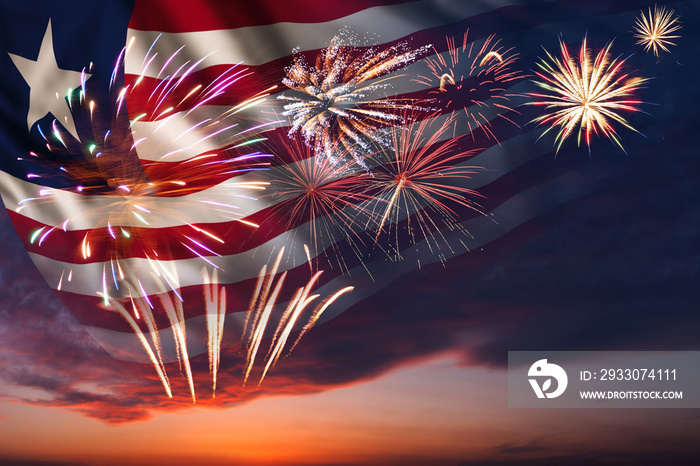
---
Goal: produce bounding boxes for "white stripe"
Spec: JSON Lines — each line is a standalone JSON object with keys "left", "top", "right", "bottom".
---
{"left": 82, "top": 165, "right": 607, "bottom": 362}
{"left": 25, "top": 130, "right": 547, "bottom": 296}
{"left": 124, "top": 0, "right": 556, "bottom": 77}
{"left": 130, "top": 97, "right": 280, "bottom": 162}
{"left": 0, "top": 170, "right": 266, "bottom": 229}
{"left": 131, "top": 99, "right": 285, "bottom": 162}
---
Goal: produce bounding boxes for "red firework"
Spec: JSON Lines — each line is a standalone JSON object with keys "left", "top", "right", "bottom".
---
{"left": 415, "top": 31, "right": 525, "bottom": 143}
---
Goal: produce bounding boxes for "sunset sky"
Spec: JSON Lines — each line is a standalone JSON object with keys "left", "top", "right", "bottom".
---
{"left": 1, "top": 1, "right": 700, "bottom": 465}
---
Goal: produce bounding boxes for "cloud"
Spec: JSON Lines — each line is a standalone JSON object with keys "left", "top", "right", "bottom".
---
{"left": 455, "top": 453, "right": 700, "bottom": 466}
{"left": 493, "top": 440, "right": 548, "bottom": 455}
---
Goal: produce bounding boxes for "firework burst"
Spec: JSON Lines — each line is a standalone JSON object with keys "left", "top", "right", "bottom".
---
{"left": 415, "top": 32, "right": 524, "bottom": 142}
{"left": 260, "top": 134, "right": 374, "bottom": 273}
{"left": 633, "top": 5, "right": 682, "bottom": 56}
{"left": 527, "top": 36, "right": 649, "bottom": 154}
{"left": 279, "top": 34, "right": 431, "bottom": 166}
{"left": 360, "top": 114, "right": 484, "bottom": 260}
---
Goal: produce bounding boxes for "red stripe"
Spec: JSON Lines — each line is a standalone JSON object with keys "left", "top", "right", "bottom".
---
{"left": 128, "top": 0, "right": 654, "bottom": 35}
{"left": 124, "top": 67, "right": 276, "bottom": 122}
{"left": 128, "top": 0, "right": 416, "bottom": 33}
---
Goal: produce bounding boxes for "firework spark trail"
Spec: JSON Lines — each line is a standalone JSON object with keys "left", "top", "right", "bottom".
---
{"left": 633, "top": 5, "right": 682, "bottom": 56}
{"left": 279, "top": 34, "right": 431, "bottom": 166}
{"left": 264, "top": 285, "right": 309, "bottom": 360}
{"left": 259, "top": 276, "right": 355, "bottom": 386}
{"left": 414, "top": 31, "right": 525, "bottom": 143}
{"left": 242, "top": 248, "right": 286, "bottom": 348}
{"left": 243, "top": 272, "right": 287, "bottom": 386}
{"left": 264, "top": 270, "right": 323, "bottom": 356}
{"left": 101, "top": 266, "right": 206, "bottom": 401}
{"left": 153, "top": 273, "right": 196, "bottom": 403}
{"left": 203, "top": 267, "right": 226, "bottom": 398}
{"left": 241, "top": 248, "right": 354, "bottom": 387}
{"left": 526, "top": 35, "right": 650, "bottom": 154}
{"left": 240, "top": 265, "right": 267, "bottom": 348}
{"left": 115, "top": 279, "right": 170, "bottom": 380}
{"left": 303, "top": 243, "right": 313, "bottom": 272}
{"left": 360, "top": 114, "right": 484, "bottom": 259}
{"left": 259, "top": 273, "right": 322, "bottom": 386}
{"left": 103, "top": 291, "right": 172, "bottom": 398}
{"left": 286, "top": 285, "right": 354, "bottom": 355}
{"left": 242, "top": 247, "right": 287, "bottom": 386}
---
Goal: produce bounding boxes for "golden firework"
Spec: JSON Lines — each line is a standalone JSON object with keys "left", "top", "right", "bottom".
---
{"left": 633, "top": 5, "right": 682, "bottom": 56}
{"left": 527, "top": 36, "right": 649, "bottom": 154}
{"left": 279, "top": 35, "right": 430, "bottom": 166}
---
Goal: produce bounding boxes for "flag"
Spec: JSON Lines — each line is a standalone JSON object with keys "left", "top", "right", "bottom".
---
{"left": 0, "top": 0, "right": 666, "bottom": 379}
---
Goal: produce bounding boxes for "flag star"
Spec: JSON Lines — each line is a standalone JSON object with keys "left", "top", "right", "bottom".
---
{"left": 8, "top": 19, "right": 89, "bottom": 142}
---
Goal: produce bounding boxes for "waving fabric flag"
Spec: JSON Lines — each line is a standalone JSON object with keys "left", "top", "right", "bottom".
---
{"left": 0, "top": 0, "right": 675, "bottom": 388}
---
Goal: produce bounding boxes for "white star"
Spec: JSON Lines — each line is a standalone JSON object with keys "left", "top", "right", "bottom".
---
{"left": 8, "top": 19, "right": 89, "bottom": 142}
